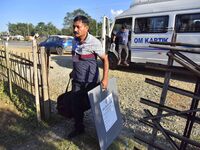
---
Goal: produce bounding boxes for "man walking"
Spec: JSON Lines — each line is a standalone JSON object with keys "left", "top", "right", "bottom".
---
{"left": 68, "top": 15, "right": 109, "bottom": 138}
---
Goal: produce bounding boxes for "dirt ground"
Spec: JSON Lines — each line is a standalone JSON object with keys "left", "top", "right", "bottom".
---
{"left": 0, "top": 43, "right": 32, "bottom": 54}
{"left": 8, "top": 46, "right": 33, "bottom": 53}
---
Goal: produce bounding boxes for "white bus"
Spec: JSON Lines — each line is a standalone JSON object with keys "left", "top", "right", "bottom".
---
{"left": 102, "top": 0, "right": 200, "bottom": 69}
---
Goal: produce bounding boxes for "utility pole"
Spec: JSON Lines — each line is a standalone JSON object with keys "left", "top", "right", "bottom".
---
{"left": 27, "top": 23, "right": 29, "bottom": 36}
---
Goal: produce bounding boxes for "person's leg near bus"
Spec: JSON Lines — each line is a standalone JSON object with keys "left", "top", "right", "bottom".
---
{"left": 123, "top": 45, "right": 129, "bottom": 66}
{"left": 118, "top": 44, "right": 123, "bottom": 65}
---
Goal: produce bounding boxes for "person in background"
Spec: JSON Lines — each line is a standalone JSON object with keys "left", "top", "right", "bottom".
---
{"left": 68, "top": 15, "right": 109, "bottom": 139}
{"left": 113, "top": 24, "right": 129, "bottom": 66}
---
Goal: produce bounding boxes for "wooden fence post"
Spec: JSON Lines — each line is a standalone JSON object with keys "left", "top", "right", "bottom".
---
{"left": 40, "top": 47, "right": 50, "bottom": 120}
{"left": 32, "top": 39, "right": 41, "bottom": 122}
{"left": 5, "top": 41, "right": 12, "bottom": 96}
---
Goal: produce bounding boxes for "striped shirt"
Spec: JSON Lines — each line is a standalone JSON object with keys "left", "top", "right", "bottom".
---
{"left": 71, "top": 33, "right": 104, "bottom": 83}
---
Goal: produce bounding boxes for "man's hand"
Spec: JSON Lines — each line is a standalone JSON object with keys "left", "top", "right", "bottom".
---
{"left": 101, "top": 79, "right": 108, "bottom": 89}
{"left": 98, "top": 54, "right": 109, "bottom": 90}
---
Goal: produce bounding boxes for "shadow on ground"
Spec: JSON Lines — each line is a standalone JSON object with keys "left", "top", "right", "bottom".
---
{"left": 50, "top": 55, "right": 73, "bottom": 69}
{"left": 0, "top": 108, "right": 59, "bottom": 150}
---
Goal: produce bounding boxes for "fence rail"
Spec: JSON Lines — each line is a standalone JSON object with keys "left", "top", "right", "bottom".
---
{"left": 135, "top": 42, "right": 200, "bottom": 150}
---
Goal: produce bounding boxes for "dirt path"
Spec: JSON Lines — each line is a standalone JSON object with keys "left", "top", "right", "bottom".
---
{"left": 1, "top": 43, "right": 200, "bottom": 150}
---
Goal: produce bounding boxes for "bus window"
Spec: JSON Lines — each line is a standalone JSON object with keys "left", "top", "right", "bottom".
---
{"left": 134, "top": 16, "right": 169, "bottom": 34}
{"left": 175, "top": 13, "right": 200, "bottom": 33}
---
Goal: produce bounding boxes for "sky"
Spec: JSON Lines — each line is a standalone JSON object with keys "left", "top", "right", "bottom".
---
{"left": 0, "top": 0, "right": 132, "bottom": 32}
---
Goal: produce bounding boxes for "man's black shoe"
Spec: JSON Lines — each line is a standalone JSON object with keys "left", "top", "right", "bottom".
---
{"left": 67, "top": 129, "right": 85, "bottom": 139}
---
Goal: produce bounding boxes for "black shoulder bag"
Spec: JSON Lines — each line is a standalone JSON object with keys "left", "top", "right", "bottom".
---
{"left": 56, "top": 78, "right": 73, "bottom": 118}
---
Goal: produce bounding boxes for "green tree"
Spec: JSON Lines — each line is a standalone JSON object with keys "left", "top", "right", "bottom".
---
{"left": 63, "top": 8, "right": 100, "bottom": 36}
{"left": 46, "top": 22, "right": 61, "bottom": 35}
{"left": 97, "top": 22, "right": 102, "bottom": 37}
{"left": 0, "top": 31, "right": 9, "bottom": 36}
{"left": 8, "top": 23, "right": 34, "bottom": 36}
{"left": 8, "top": 22, "right": 61, "bottom": 37}
{"left": 35, "top": 22, "right": 47, "bottom": 36}
{"left": 27, "top": 23, "right": 34, "bottom": 36}
{"left": 61, "top": 28, "right": 71, "bottom": 35}
{"left": 35, "top": 22, "right": 60, "bottom": 36}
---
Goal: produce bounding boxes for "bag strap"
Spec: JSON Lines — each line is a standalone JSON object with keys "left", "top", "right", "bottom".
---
{"left": 65, "top": 78, "right": 71, "bottom": 92}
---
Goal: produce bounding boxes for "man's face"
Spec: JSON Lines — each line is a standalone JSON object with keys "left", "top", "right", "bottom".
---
{"left": 73, "top": 20, "right": 89, "bottom": 39}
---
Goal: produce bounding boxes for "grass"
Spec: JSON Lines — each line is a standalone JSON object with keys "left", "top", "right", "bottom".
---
{"left": 0, "top": 80, "right": 47, "bottom": 149}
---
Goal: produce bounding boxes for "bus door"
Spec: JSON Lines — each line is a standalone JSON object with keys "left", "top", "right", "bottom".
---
{"left": 175, "top": 13, "right": 200, "bottom": 64}
{"left": 102, "top": 16, "right": 111, "bottom": 52}
{"left": 132, "top": 15, "right": 171, "bottom": 64}
{"left": 111, "top": 17, "right": 132, "bottom": 60}
{"left": 102, "top": 17, "right": 133, "bottom": 69}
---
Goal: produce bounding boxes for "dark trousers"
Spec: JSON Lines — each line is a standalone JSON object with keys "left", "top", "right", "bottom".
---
{"left": 71, "top": 81, "right": 99, "bottom": 131}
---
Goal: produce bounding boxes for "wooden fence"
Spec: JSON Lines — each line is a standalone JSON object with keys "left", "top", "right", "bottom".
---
{"left": 0, "top": 40, "right": 50, "bottom": 121}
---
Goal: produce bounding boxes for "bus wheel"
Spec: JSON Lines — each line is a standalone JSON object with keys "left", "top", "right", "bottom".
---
{"left": 108, "top": 52, "right": 118, "bottom": 70}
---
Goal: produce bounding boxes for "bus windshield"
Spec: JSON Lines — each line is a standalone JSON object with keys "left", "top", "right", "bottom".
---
{"left": 112, "top": 18, "right": 132, "bottom": 34}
